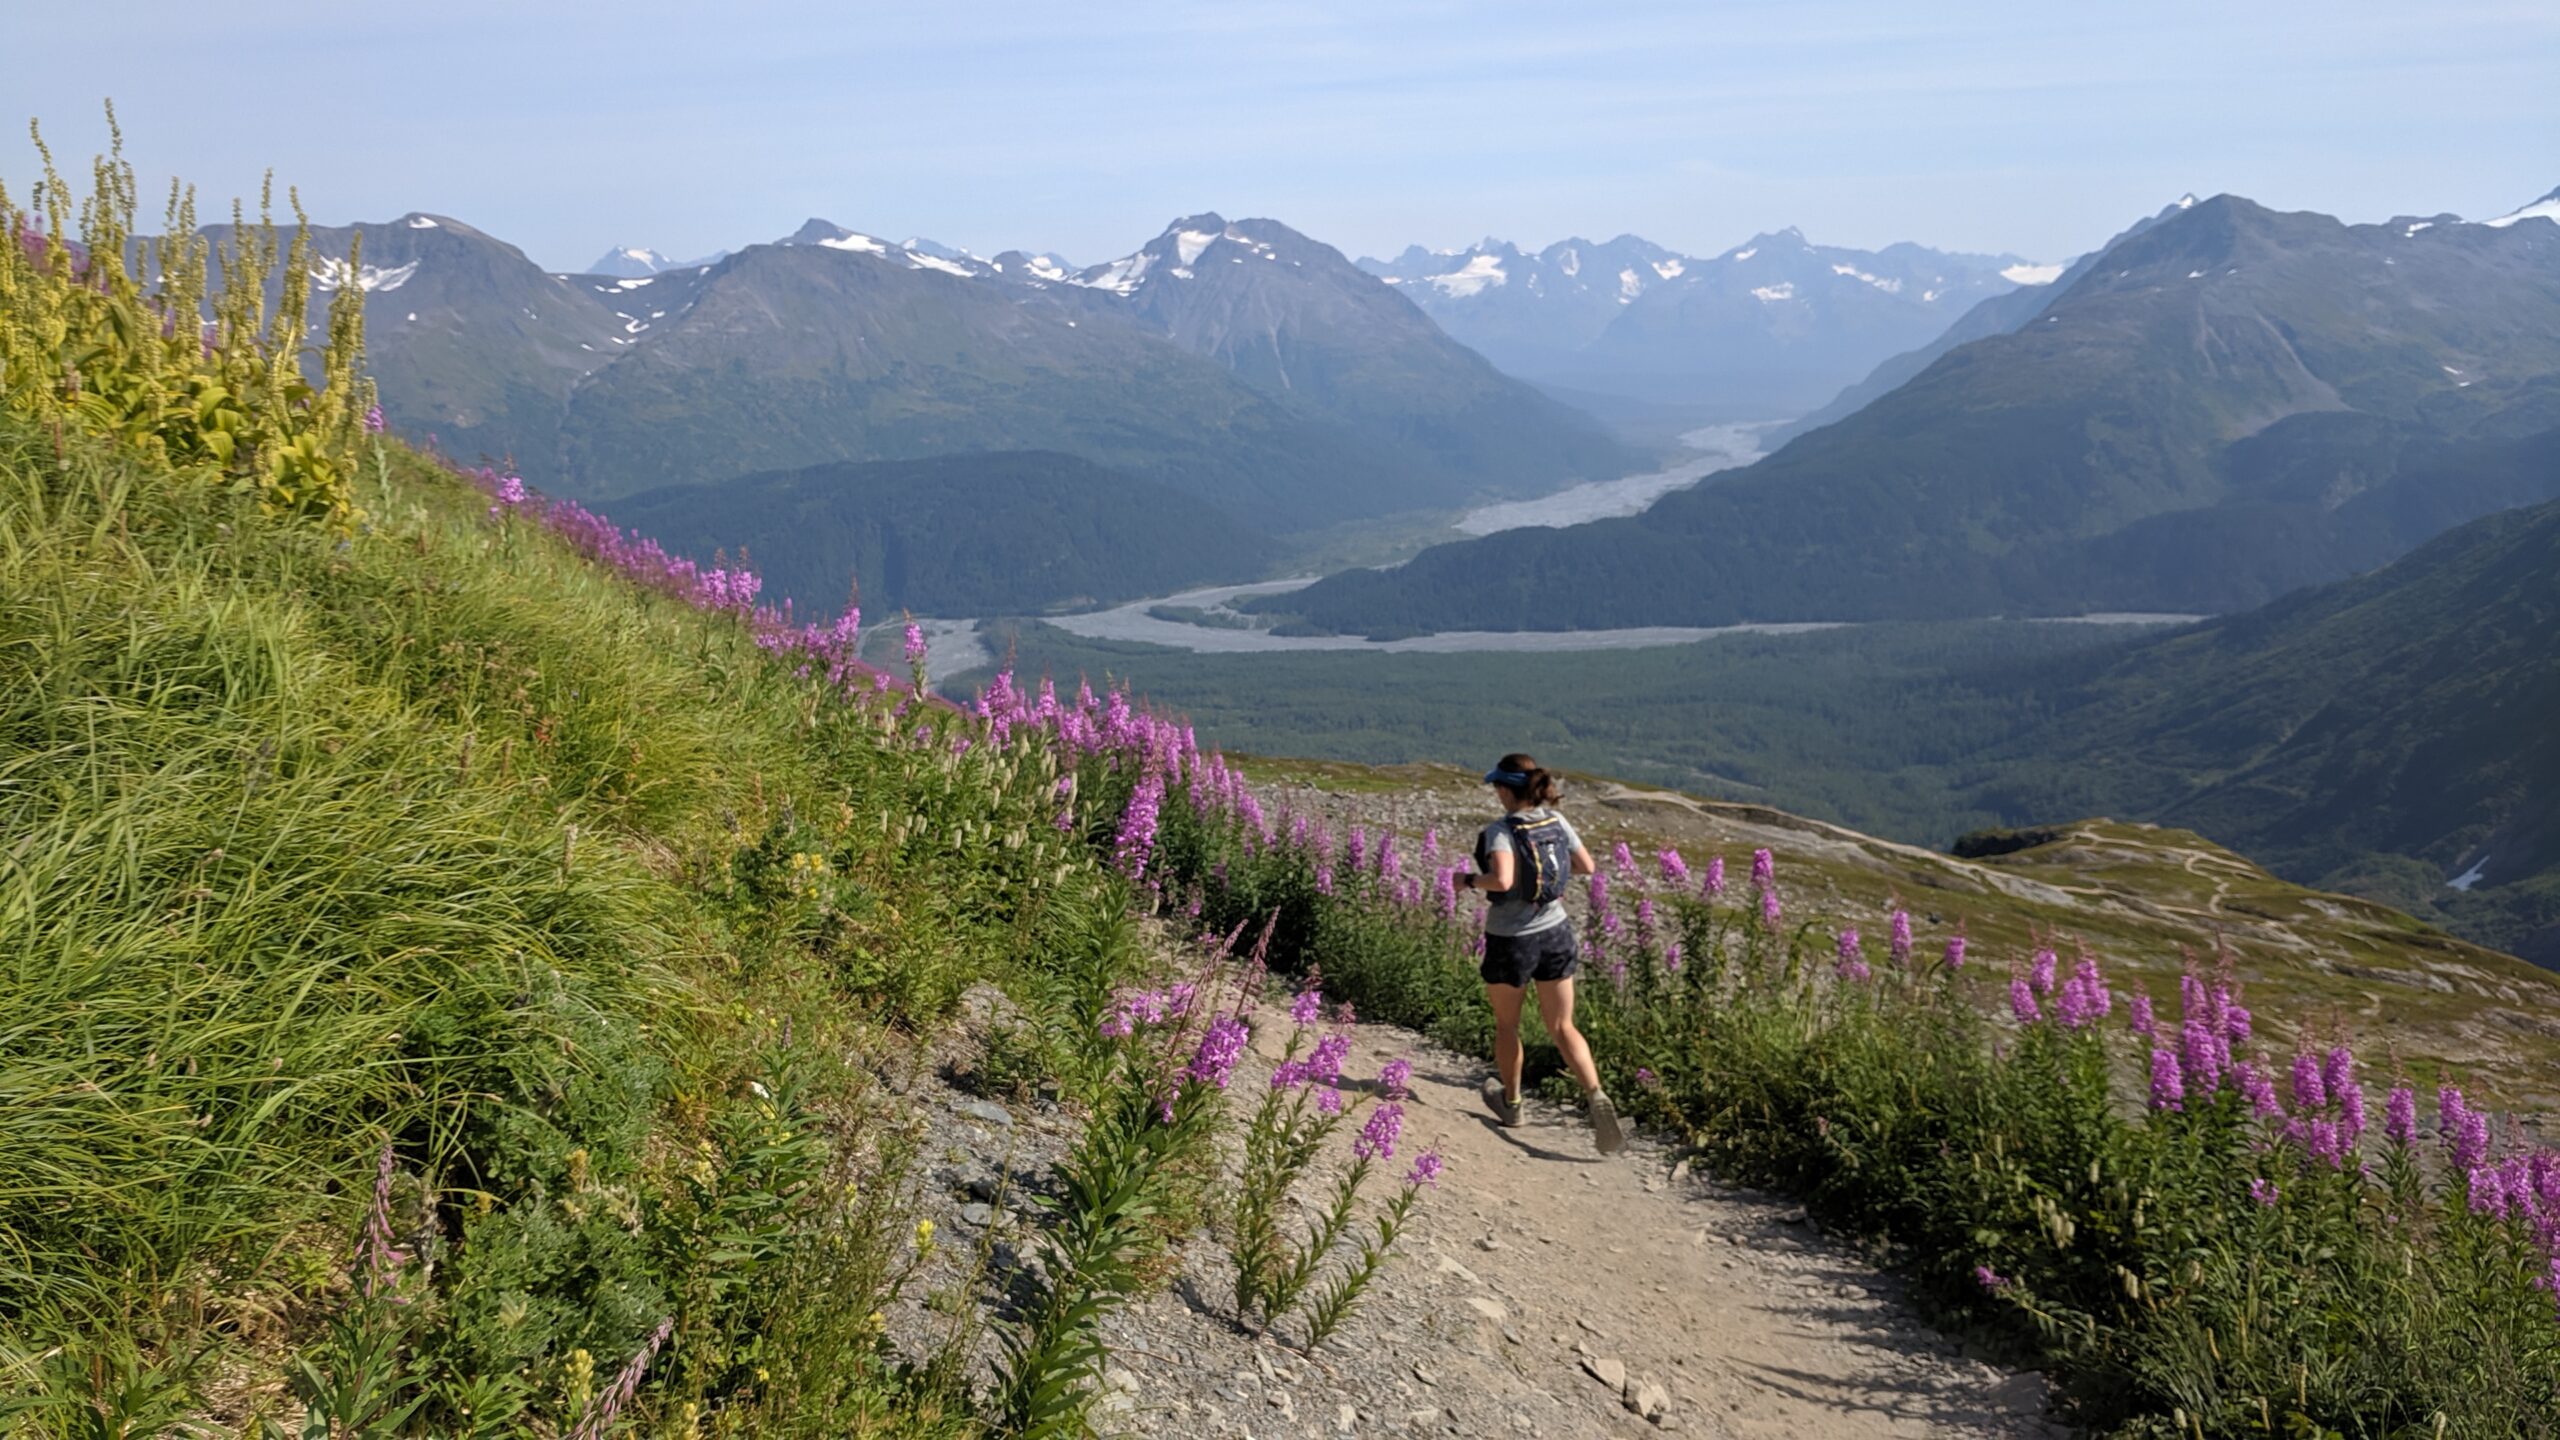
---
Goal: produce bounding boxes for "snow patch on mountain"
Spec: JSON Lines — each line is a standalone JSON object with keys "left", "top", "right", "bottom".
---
{"left": 313, "top": 256, "right": 420, "bottom": 293}
{"left": 1428, "top": 254, "right": 1507, "bottom": 297}
{"left": 2001, "top": 262, "right": 2066, "bottom": 285}
{"left": 1752, "top": 282, "right": 1796, "bottom": 302}
{"left": 2480, "top": 189, "right": 2560, "bottom": 229}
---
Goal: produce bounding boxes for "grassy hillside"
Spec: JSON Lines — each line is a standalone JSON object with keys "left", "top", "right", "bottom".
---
{"left": 604, "top": 450, "right": 1278, "bottom": 615}
{"left": 0, "top": 418, "right": 1135, "bottom": 1435}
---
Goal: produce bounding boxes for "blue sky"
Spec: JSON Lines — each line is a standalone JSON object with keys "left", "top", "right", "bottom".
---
{"left": 7, "top": 1, "right": 2555, "bottom": 271}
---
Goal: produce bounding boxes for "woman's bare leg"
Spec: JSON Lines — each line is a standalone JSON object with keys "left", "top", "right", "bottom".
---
{"left": 1485, "top": 983, "right": 1528, "bottom": 1099}
{"left": 1535, "top": 977, "right": 1603, "bottom": 1094}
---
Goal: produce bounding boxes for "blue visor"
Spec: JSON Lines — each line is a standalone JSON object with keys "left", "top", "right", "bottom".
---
{"left": 1483, "top": 767, "right": 1531, "bottom": 788}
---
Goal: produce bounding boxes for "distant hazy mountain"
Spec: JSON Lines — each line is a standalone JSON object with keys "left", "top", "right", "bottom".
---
{"left": 1980, "top": 489, "right": 2560, "bottom": 967}
{"left": 1271, "top": 188, "right": 2560, "bottom": 633}
{"left": 606, "top": 450, "right": 1276, "bottom": 616}
{"left": 1774, "top": 197, "right": 2201, "bottom": 443}
{"left": 310, "top": 211, "right": 1638, "bottom": 531}
{"left": 586, "top": 245, "right": 729, "bottom": 278}
{"left": 1360, "top": 229, "right": 2041, "bottom": 420}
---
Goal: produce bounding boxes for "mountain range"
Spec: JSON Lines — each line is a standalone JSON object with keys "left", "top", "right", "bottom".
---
{"left": 1360, "top": 229, "right": 2046, "bottom": 422}
{"left": 308, "top": 212, "right": 1638, "bottom": 537}
{"left": 1271, "top": 188, "right": 2560, "bottom": 634}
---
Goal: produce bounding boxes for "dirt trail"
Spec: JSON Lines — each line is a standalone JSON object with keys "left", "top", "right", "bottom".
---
{"left": 1068, "top": 998, "right": 2061, "bottom": 1438}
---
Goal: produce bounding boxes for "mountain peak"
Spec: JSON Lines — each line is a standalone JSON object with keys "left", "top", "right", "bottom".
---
{"left": 2481, "top": 186, "right": 2560, "bottom": 229}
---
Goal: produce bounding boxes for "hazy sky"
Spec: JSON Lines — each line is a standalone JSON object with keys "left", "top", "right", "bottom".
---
{"left": 7, "top": 1, "right": 2554, "bottom": 271}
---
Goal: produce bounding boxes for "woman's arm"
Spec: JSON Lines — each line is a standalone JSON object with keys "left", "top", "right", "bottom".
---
{"left": 1570, "top": 843, "right": 1597, "bottom": 877}
{"left": 1471, "top": 849, "right": 1517, "bottom": 892}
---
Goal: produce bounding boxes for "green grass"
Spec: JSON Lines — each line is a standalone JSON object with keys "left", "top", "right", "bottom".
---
{"left": 0, "top": 420, "right": 1138, "bottom": 1435}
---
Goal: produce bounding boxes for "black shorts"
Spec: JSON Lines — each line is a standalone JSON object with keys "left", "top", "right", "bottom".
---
{"left": 1480, "top": 924, "right": 1581, "bottom": 988}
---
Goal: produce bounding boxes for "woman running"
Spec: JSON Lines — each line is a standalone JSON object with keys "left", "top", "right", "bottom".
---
{"left": 1463, "top": 753, "right": 1624, "bottom": 1155}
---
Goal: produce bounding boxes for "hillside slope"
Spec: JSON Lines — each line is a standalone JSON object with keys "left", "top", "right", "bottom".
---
{"left": 1977, "top": 493, "right": 2560, "bottom": 965}
{"left": 1271, "top": 192, "right": 2560, "bottom": 633}
{"left": 606, "top": 450, "right": 1278, "bottom": 615}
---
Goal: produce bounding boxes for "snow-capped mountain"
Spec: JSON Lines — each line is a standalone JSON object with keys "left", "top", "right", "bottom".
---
{"left": 1361, "top": 229, "right": 2043, "bottom": 421}
{"left": 586, "top": 245, "right": 729, "bottom": 278}
{"left": 2480, "top": 185, "right": 2560, "bottom": 229}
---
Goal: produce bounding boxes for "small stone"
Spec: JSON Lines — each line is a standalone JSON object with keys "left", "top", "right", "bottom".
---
{"left": 1465, "top": 1297, "right": 1507, "bottom": 1322}
{"left": 1404, "top": 1408, "right": 1441, "bottom": 1427}
{"left": 1502, "top": 1326, "right": 1524, "bottom": 1346}
{"left": 1270, "top": 1391, "right": 1297, "bottom": 1421}
{"left": 957, "top": 1203, "right": 995, "bottom": 1227}
{"left": 1475, "top": 1234, "right": 1504, "bottom": 1251}
{"left": 1412, "top": 1362, "right": 1439, "bottom": 1387}
{"left": 1777, "top": 1207, "right": 1809, "bottom": 1226}
{"left": 1434, "top": 1256, "right": 1481, "bottom": 1284}
{"left": 1582, "top": 1356, "right": 1627, "bottom": 1392}
{"left": 1336, "top": 1402, "right": 1358, "bottom": 1433}
{"left": 1104, "top": 1367, "right": 1139, "bottom": 1394}
{"left": 1669, "top": 1159, "right": 1692, "bottom": 1184}
{"left": 965, "top": 1173, "right": 1000, "bottom": 1201}
{"left": 959, "top": 1099, "right": 1014, "bottom": 1128}
{"left": 1630, "top": 1380, "right": 1672, "bottom": 1422}
{"left": 1575, "top": 1316, "right": 1606, "bottom": 1337}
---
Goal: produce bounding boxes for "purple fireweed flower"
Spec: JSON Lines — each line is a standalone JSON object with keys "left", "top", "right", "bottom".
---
{"left": 2149, "top": 1048, "right": 2186, "bottom": 1112}
{"left": 1889, "top": 909, "right": 1913, "bottom": 966}
{"left": 1943, "top": 932, "right": 1967, "bottom": 970}
{"left": 1269, "top": 1060, "right": 1309, "bottom": 1091}
{"left": 2290, "top": 1052, "right": 2327, "bottom": 1112}
{"left": 1377, "top": 1057, "right": 1414, "bottom": 1097}
{"left": 1586, "top": 871, "right": 1609, "bottom": 909}
{"left": 2237, "top": 1061, "right": 2284, "bottom": 1119}
{"left": 1657, "top": 849, "right": 1690, "bottom": 886}
{"left": 1835, "top": 929, "right": 1871, "bottom": 982}
{"left": 2027, "top": 948, "right": 2057, "bottom": 997}
{"left": 902, "top": 622, "right": 927, "bottom": 666}
{"left": 2306, "top": 1117, "right": 2344, "bottom": 1169}
{"left": 1611, "top": 841, "right": 1639, "bottom": 888}
{"left": 1307, "top": 1033, "right": 1353, "bottom": 1085}
{"left": 2179, "top": 1018, "right": 2227, "bottom": 1097}
{"left": 2249, "top": 1177, "right": 2280, "bottom": 1207}
{"left": 1750, "top": 848, "right": 1775, "bottom": 893}
{"left": 2009, "top": 977, "right": 2041, "bottom": 1025}
{"left": 1703, "top": 855, "right": 1727, "bottom": 899}
{"left": 2128, "top": 992, "right": 2156, "bottom": 1040}
{"left": 2322, "top": 1046, "right": 2356, "bottom": 1104}
{"left": 1759, "top": 886, "right": 1784, "bottom": 929}
{"left": 1636, "top": 1067, "right": 1660, "bottom": 1088}
{"left": 1662, "top": 940, "right": 1683, "bottom": 973}
{"left": 1291, "top": 987, "right": 1325, "bottom": 1028}
{"left": 2339, "top": 1082, "right": 2368, "bottom": 1148}
{"left": 1355, "top": 1101, "right": 1406, "bottom": 1161}
{"left": 2385, "top": 1085, "right": 2418, "bottom": 1147}
{"left": 2224, "top": 1000, "right": 2253, "bottom": 1047}
{"left": 1185, "top": 1014, "right": 1251, "bottom": 1091}
{"left": 2055, "top": 958, "right": 2111, "bottom": 1030}
{"left": 1099, "top": 1011, "right": 1133, "bottom": 1040}
{"left": 1347, "top": 825, "right": 1369, "bottom": 874}
{"left": 1405, "top": 1148, "right": 1445, "bottom": 1189}
{"left": 362, "top": 404, "right": 386, "bottom": 435}
{"left": 1317, "top": 1084, "right": 1345, "bottom": 1115}
{"left": 1974, "top": 1265, "right": 2008, "bottom": 1291}
{"left": 1377, "top": 834, "right": 1401, "bottom": 884}
{"left": 2454, "top": 1108, "right": 2492, "bottom": 1173}
{"left": 1111, "top": 769, "right": 1166, "bottom": 880}
{"left": 2471, "top": 1165, "right": 2509, "bottom": 1216}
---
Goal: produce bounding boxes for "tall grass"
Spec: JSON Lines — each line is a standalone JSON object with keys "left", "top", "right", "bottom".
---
{"left": 0, "top": 411, "right": 1146, "bottom": 1435}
